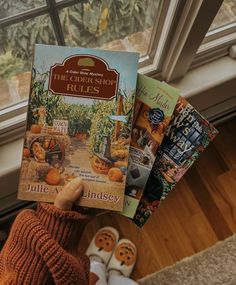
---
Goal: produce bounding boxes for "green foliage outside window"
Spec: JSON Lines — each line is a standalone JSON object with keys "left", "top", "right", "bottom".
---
{"left": 0, "top": 0, "right": 159, "bottom": 79}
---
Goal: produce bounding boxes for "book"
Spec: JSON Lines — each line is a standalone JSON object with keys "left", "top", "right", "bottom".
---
{"left": 18, "top": 44, "right": 139, "bottom": 211}
{"left": 122, "top": 74, "right": 179, "bottom": 218}
{"left": 132, "top": 96, "right": 218, "bottom": 226}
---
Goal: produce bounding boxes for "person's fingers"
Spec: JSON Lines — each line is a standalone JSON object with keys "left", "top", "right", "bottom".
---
{"left": 54, "top": 177, "right": 83, "bottom": 210}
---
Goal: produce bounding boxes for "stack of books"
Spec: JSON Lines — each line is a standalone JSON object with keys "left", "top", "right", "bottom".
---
{"left": 18, "top": 45, "right": 218, "bottom": 227}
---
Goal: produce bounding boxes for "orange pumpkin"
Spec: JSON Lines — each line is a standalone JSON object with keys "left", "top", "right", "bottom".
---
{"left": 108, "top": 168, "right": 123, "bottom": 182}
{"left": 113, "top": 160, "right": 127, "bottom": 168}
{"left": 111, "top": 149, "right": 129, "bottom": 159}
{"left": 30, "top": 124, "right": 42, "bottom": 134}
{"left": 23, "top": 148, "right": 30, "bottom": 158}
{"left": 45, "top": 168, "right": 61, "bottom": 185}
{"left": 95, "top": 229, "right": 117, "bottom": 252}
{"left": 91, "top": 156, "right": 112, "bottom": 174}
{"left": 114, "top": 242, "right": 137, "bottom": 266}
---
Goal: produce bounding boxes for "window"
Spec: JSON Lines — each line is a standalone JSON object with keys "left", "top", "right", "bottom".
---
{"left": 0, "top": 0, "right": 235, "bottom": 145}
{"left": 0, "top": 0, "right": 170, "bottom": 111}
{"left": 209, "top": 0, "right": 236, "bottom": 30}
{"left": 193, "top": 0, "right": 236, "bottom": 68}
{"left": 1, "top": 0, "right": 181, "bottom": 145}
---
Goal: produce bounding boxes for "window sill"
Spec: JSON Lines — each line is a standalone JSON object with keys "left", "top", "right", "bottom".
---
{"left": 0, "top": 138, "right": 23, "bottom": 176}
{"left": 0, "top": 138, "right": 24, "bottom": 213}
{"left": 171, "top": 55, "right": 236, "bottom": 98}
{"left": 170, "top": 55, "right": 236, "bottom": 122}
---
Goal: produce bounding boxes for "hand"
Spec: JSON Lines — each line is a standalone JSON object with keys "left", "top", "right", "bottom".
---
{"left": 54, "top": 177, "right": 83, "bottom": 211}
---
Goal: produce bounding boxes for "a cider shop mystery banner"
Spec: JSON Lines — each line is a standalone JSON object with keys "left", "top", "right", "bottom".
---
{"left": 18, "top": 44, "right": 139, "bottom": 211}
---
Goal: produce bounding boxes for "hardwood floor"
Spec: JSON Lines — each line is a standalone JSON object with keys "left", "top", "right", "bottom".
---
{"left": 79, "top": 118, "right": 236, "bottom": 280}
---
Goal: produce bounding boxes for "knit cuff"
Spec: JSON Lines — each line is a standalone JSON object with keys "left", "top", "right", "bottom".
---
{"left": 37, "top": 203, "right": 90, "bottom": 250}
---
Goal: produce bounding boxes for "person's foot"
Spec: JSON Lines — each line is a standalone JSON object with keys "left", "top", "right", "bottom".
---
{"left": 107, "top": 238, "right": 137, "bottom": 277}
{"left": 86, "top": 227, "right": 119, "bottom": 265}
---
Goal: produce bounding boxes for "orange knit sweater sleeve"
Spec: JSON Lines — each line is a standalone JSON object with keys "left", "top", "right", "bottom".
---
{"left": 0, "top": 203, "right": 90, "bottom": 285}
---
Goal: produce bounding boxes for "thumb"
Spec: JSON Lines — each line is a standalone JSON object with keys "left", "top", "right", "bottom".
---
{"left": 54, "top": 177, "right": 83, "bottom": 210}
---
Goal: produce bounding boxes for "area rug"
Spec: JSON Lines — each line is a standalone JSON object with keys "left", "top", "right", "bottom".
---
{"left": 138, "top": 234, "right": 236, "bottom": 285}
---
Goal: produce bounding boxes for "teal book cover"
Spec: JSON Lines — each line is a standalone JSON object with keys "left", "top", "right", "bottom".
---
{"left": 18, "top": 44, "right": 139, "bottom": 211}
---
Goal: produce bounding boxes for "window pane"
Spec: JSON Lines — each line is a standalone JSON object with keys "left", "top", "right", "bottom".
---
{"left": 196, "top": 0, "right": 236, "bottom": 59}
{"left": 0, "top": 14, "right": 56, "bottom": 110}
{"left": 59, "top": 0, "right": 161, "bottom": 56}
{"left": 209, "top": 0, "right": 236, "bottom": 32}
{"left": 0, "top": 0, "right": 46, "bottom": 19}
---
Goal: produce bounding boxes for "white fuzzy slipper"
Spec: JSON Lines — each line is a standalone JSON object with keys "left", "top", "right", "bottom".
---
{"left": 107, "top": 238, "right": 137, "bottom": 277}
{"left": 86, "top": 226, "right": 119, "bottom": 265}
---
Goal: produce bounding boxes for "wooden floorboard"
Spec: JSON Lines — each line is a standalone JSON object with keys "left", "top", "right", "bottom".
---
{"left": 78, "top": 117, "right": 236, "bottom": 280}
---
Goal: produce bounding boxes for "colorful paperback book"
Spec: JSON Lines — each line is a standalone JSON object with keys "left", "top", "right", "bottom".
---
{"left": 122, "top": 74, "right": 179, "bottom": 218}
{"left": 18, "top": 44, "right": 139, "bottom": 211}
{"left": 133, "top": 96, "right": 218, "bottom": 226}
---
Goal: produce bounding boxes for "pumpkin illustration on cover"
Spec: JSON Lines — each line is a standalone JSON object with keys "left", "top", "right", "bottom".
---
{"left": 108, "top": 167, "right": 123, "bottom": 182}
{"left": 91, "top": 155, "right": 112, "bottom": 174}
{"left": 95, "top": 229, "right": 117, "bottom": 252}
{"left": 23, "top": 147, "right": 30, "bottom": 158}
{"left": 30, "top": 124, "right": 42, "bottom": 134}
{"left": 45, "top": 168, "right": 61, "bottom": 185}
{"left": 115, "top": 242, "right": 137, "bottom": 266}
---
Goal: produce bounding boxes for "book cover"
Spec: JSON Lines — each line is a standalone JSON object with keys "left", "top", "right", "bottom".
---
{"left": 122, "top": 74, "right": 179, "bottom": 218}
{"left": 18, "top": 44, "right": 139, "bottom": 211}
{"left": 132, "top": 96, "right": 219, "bottom": 226}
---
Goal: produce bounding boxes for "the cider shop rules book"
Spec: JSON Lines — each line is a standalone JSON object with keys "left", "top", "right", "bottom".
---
{"left": 133, "top": 96, "right": 218, "bottom": 227}
{"left": 18, "top": 44, "right": 139, "bottom": 211}
{"left": 122, "top": 74, "right": 179, "bottom": 218}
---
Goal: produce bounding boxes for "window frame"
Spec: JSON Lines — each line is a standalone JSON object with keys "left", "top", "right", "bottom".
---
{"left": 192, "top": 22, "right": 236, "bottom": 69}
{"left": 0, "top": 100, "right": 27, "bottom": 146}
{"left": 0, "top": 0, "right": 179, "bottom": 146}
{"left": 0, "top": 0, "right": 80, "bottom": 45}
{"left": 138, "top": 0, "right": 179, "bottom": 71}
{"left": 0, "top": 0, "right": 235, "bottom": 146}
{"left": 160, "top": 0, "right": 228, "bottom": 82}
